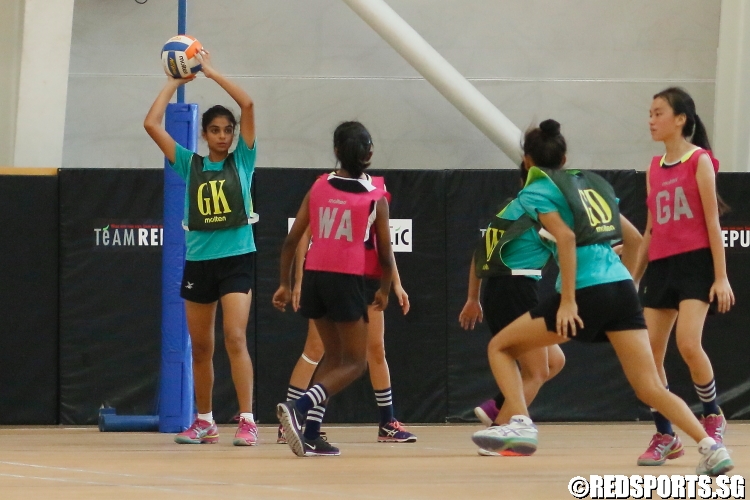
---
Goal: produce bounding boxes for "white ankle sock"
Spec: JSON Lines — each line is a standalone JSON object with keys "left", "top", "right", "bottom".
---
{"left": 240, "top": 412, "right": 254, "bottom": 423}
{"left": 197, "top": 412, "right": 213, "bottom": 423}
{"left": 698, "top": 437, "right": 717, "bottom": 452}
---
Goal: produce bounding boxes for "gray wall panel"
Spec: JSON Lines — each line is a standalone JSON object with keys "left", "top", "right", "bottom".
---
{"left": 64, "top": 1, "right": 720, "bottom": 170}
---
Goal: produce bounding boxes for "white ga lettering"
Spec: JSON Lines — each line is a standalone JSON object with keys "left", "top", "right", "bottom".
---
{"left": 655, "top": 187, "right": 694, "bottom": 224}
{"left": 318, "top": 207, "right": 353, "bottom": 241}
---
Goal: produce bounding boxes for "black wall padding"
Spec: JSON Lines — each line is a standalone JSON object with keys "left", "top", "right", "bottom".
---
{"left": 59, "top": 169, "right": 163, "bottom": 424}
{"left": 363, "top": 169, "right": 448, "bottom": 423}
{"left": 50, "top": 168, "right": 750, "bottom": 425}
{"left": 252, "top": 168, "right": 328, "bottom": 424}
{"left": 444, "top": 169, "right": 525, "bottom": 421}
{"left": 0, "top": 174, "right": 59, "bottom": 424}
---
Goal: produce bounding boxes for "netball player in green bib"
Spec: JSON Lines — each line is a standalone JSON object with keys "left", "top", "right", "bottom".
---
{"left": 471, "top": 120, "right": 733, "bottom": 475}
{"left": 144, "top": 49, "right": 259, "bottom": 446}
{"left": 459, "top": 166, "right": 565, "bottom": 456}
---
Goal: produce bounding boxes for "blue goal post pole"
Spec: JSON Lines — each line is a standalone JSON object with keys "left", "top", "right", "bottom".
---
{"left": 158, "top": 0, "right": 194, "bottom": 433}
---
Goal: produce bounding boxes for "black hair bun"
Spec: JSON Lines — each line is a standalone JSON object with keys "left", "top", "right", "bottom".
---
{"left": 539, "top": 119, "right": 561, "bottom": 136}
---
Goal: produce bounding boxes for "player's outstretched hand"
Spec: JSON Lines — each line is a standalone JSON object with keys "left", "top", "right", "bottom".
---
{"left": 556, "top": 299, "right": 584, "bottom": 337}
{"left": 459, "top": 299, "right": 483, "bottom": 330}
{"left": 372, "top": 288, "right": 389, "bottom": 312}
{"left": 709, "top": 277, "right": 735, "bottom": 314}
{"left": 272, "top": 285, "right": 291, "bottom": 312}
{"left": 393, "top": 284, "right": 410, "bottom": 315}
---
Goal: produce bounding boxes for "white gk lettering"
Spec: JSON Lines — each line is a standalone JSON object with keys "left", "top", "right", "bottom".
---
{"left": 318, "top": 207, "right": 353, "bottom": 242}
{"left": 655, "top": 187, "right": 693, "bottom": 224}
{"left": 197, "top": 180, "right": 232, "bottom": 216}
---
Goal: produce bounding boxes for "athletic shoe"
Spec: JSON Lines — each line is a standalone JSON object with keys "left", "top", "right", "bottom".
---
{"left": 636, "top": 433, "right": 685, "bottom": 466}
{"left": 474, "top": 399, "right": 500, "bottom": 426}
{"left": 697, "top": 443, "right": 734, "bottom": 476}
{"left": 174, "top": 418, "right": 219, "bottom": 444}
{"left": 701, "top": 411, "right": 727, "bottom": 444}
{"left": 471, "top": 415, "right": 538, "bottom": 456}
{"left": 477, "top": 448, "right": 528, "bottom": 457}
{"left": 303, "top": 436, "right": 340, "bottom": 457}
{"left": 276, "top": 401, "right": 306, "bottom": 457}
{"left": 378, "top": 420, "right": 417, "bottom": 443}
{"left": 233, "top": 417, "right": 258, "bottom": 446}
{"left": 278, "top": 425, "right": 326, "bottom": 444}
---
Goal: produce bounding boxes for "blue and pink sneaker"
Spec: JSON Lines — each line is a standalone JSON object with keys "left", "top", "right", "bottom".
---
{"left": 174, "top": 418, "right": 219, "bottom": 444}
{"left": 378, "top": 420, "right": 417, "bottom": 443}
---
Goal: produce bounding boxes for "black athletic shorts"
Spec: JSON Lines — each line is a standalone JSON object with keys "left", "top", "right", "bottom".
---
{"left": 481, "top": 275, "right": 539, "bottom": 335}
{"left": 299, "top": 270, "right": 369, "bottom": 323}
{"left": 640, "top": 248, "right": 715, "bottom": 310}
{"left": 180, "top": 252, "right": 254, "bottom": 304}
{"left": 530, "top": 279, "right": 646, "bottom": 343}
{"left": 364, "top": 277, "right": 381, "bottom": 305}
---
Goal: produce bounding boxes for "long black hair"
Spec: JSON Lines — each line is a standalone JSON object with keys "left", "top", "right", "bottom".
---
{"left": 333, "top": 121, "right": 372, "bottom": 178}
{"left": 654, "top": 87, "right": 729, "bottom": 215}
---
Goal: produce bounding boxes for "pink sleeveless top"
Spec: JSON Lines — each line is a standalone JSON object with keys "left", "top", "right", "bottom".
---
{"left": 305, "top": 174, "right": 386, "bottom": 275}
{"left": 363, "top": 176, "right": 391, "bottom": 279}
{"left": 647, "top": 148, "right": 719, "bottom": 261}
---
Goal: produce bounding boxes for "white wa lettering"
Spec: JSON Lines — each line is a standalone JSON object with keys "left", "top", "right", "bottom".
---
{"left": 318, "top": 207, "right": 353, "bottom": 241}
{"left": 655, "top": 187, "right": 694, "bottom": 224}
{"left": 319, "top": 207, "right": 338, "bottom": 238}
{"left": 334, "top": 209, "right": 353, "bottom": 241}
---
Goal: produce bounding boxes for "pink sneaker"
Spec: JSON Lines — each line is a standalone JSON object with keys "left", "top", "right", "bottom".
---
{"left": 637, "top": 433, "right": 684, "bottom": 466}
{"left": 701, "top": 412, "right": 727, "bottom": 444}
{"left": 174, "top": 418, "right": 219, "bottom": 444}
{"left": 233, "top": 417, "right": 258, "bottom": 446}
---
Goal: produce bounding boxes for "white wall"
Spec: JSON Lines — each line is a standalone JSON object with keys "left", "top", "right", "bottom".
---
{"left": 0, "top": 0, "right": 24, "bottom": 166}
{"left": 63, "top": 0, "right": 721, "bottom": 170}
{"left": 714, "top": 0, "right": 750, "bottom": 172}
{"left": 13, "top": 0, "right": 75, "bottom": 168}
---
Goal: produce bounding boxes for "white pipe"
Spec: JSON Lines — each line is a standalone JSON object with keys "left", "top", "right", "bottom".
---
{"left": 341, "top": 0, "right": 523, "bottom": 164}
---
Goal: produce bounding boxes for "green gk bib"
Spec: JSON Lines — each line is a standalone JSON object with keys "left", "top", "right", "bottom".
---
{"left": 186, "top": 152, "right": 257, "bottom": 231}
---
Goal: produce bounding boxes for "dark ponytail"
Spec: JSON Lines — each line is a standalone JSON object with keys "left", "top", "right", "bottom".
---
{"left": 653, "top": 87, "right": 729, "bottom": 215}
{"left": 522, "top": 119, "right": 567, "bottom": 169}
{"left": 333, "top": 121, "right": 372, "bottom": 178}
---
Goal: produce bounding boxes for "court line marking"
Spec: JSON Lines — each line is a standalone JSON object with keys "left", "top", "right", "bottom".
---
{"left": 0, "top": 461, "right": 385, "bottom": 500}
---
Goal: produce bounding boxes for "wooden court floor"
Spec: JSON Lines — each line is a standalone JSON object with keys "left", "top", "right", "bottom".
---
{"left": 0, "top": 423, "right": 747, "bottom": 499}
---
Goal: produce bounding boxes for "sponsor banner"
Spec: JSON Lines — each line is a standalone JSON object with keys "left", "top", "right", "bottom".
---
{"left": 93, "top": 220, "right": 163, "bottom": 250}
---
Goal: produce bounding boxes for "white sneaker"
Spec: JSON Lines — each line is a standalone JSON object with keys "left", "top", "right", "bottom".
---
{"left": 471, "top": 415, "right": 538, "bottom": 456}
{"left": 697, "top": 443, "right": 734, "bottom": 476}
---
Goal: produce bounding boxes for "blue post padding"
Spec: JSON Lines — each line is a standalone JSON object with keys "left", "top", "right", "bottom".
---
{"left": 159, "top": 102, "right": 199, "bottom": 433}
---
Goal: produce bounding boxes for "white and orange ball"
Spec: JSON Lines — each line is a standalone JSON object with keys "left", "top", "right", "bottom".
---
{"left": 161, "top": 35, "right": 202, "bottom": 78}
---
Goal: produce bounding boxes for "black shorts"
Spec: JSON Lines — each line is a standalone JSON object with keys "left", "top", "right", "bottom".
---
{"left": 364, "top": 277, "right": 381, "bottom": 305}
{"left": 300, "top": 270, "right": 369, "bottom": 323}
{"left": 530, "top": 279, "right": 646, "bottom": 343}
{"left": 481, "top": 275, "right": 539, "bottom": 335}
{"left": 180, "top": 252, "right": 254, "bottom": 304}
{"left": 640, "top": 248, "right": 715, "bottom": 310}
